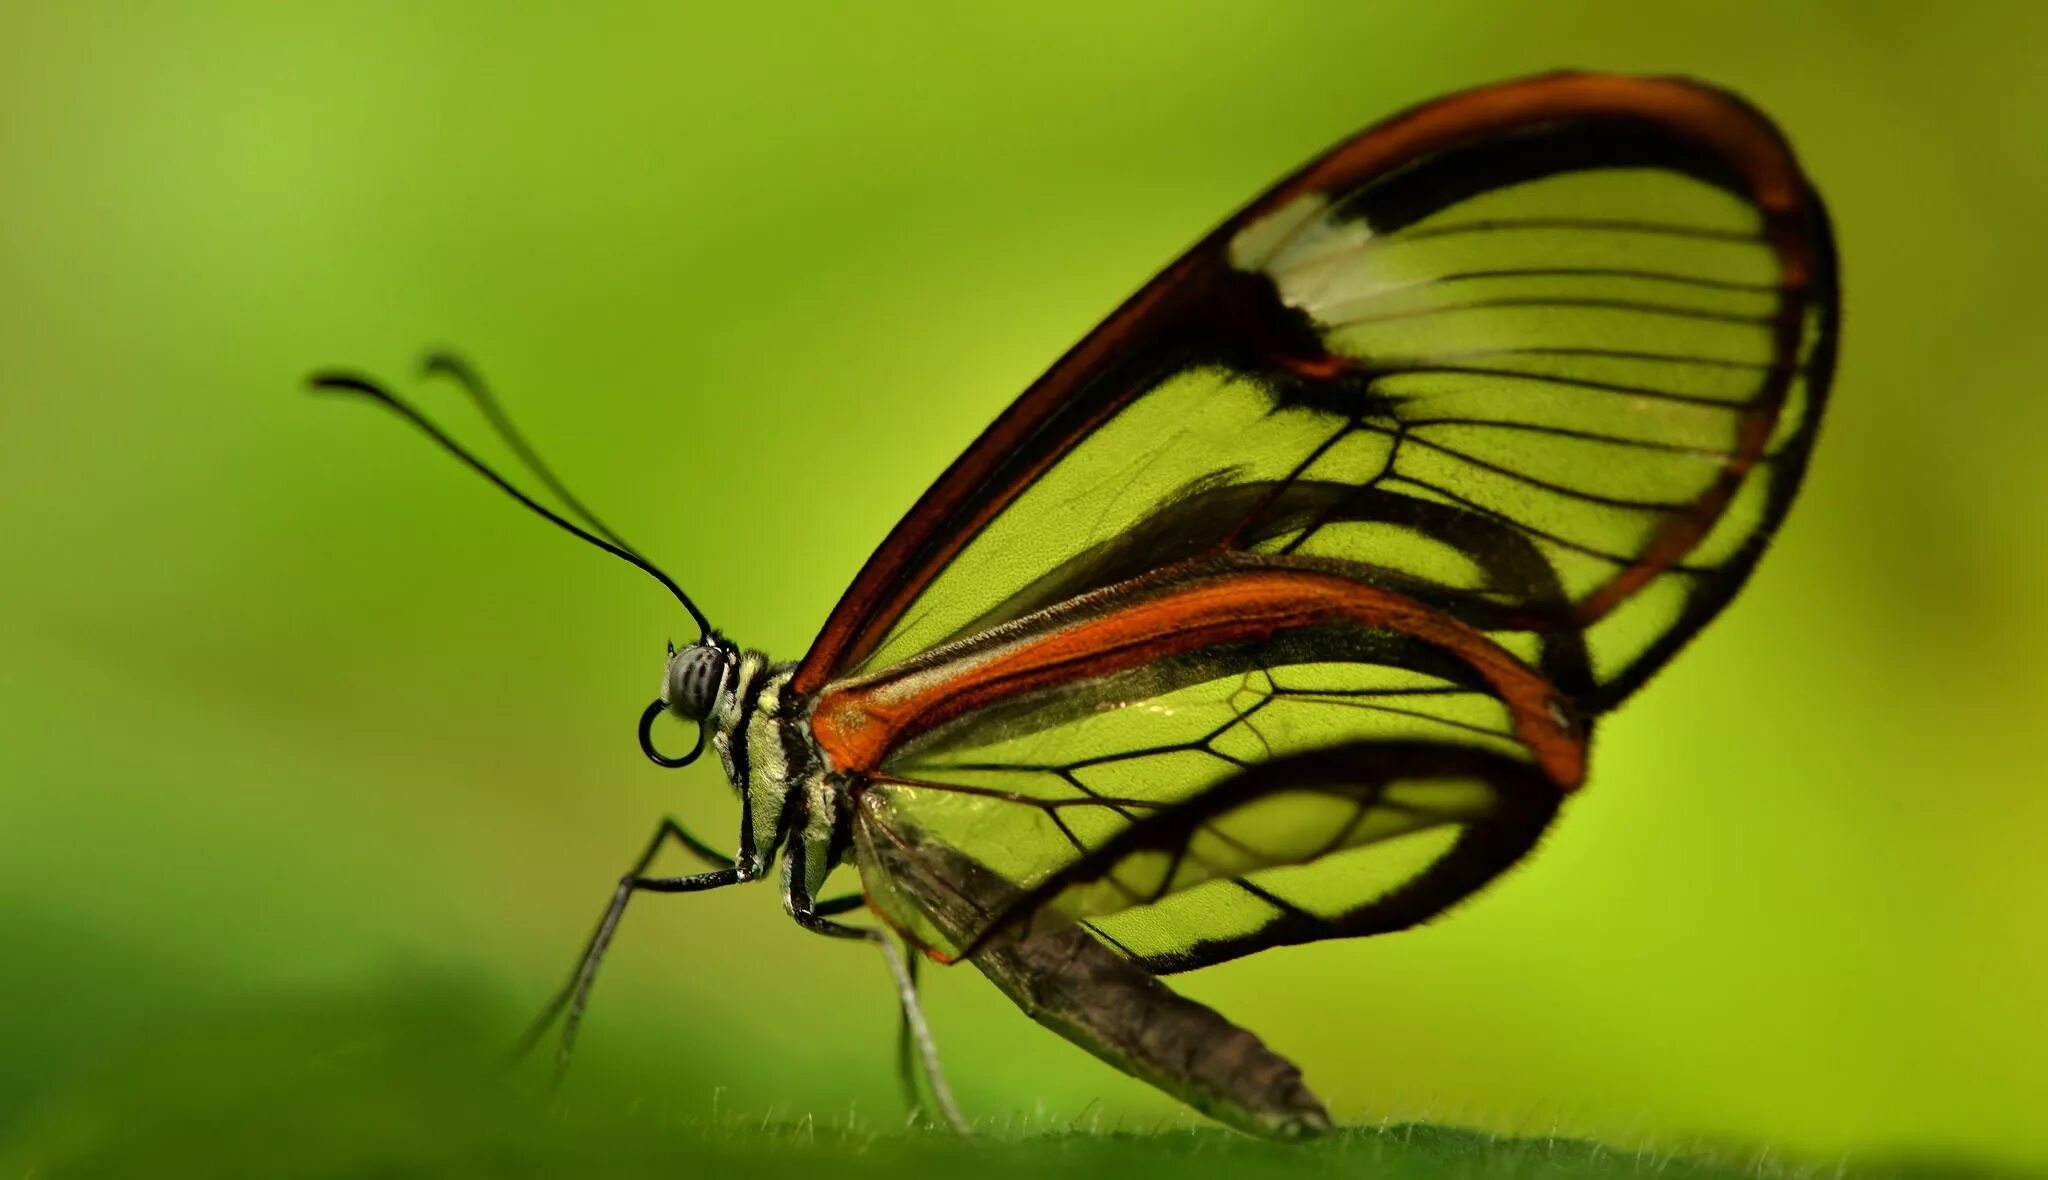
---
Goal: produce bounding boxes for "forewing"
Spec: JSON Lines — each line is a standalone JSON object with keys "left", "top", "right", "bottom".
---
{"left": 797, "top": 73, "right": 1837, "bottom": 711}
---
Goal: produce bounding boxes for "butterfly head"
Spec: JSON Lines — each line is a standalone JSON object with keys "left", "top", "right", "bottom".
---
{"left": 635, "top": 633, "right": 739, "bottom": 769}
{"left": 661, "top": 634, "right": 738, "bottom": 723}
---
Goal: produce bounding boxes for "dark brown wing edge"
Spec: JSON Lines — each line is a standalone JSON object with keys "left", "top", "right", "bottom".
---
{"left": 794, "top": 71, "right": 1837, "bottom": 709}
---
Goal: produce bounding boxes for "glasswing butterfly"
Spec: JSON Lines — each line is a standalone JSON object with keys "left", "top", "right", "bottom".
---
{"left": 310, "top": 72, "right": 1837, "bottom": 1138}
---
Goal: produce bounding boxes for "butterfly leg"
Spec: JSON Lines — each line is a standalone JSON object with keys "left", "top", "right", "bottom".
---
{"left": 809, "top": 892, "right": 867, "bottom": 917}
{"left": 786, "top": 874, "right": 967, "bottom": 1135}
{"left": 511, "top": 816, "right": 749, "bottom": 1084}
{"left": 792, "top": 910, "right": 964, "bottom": 1135}
{"left": 803, "top": 894, "right": 929, "bottom": 1125}
{"left": 895, "top": 940, "right": 925, "bottom": 1125}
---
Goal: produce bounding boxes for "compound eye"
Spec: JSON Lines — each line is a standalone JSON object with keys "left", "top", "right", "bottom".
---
{"left": 664, "top": 644, "right": 726, "bottom": 721}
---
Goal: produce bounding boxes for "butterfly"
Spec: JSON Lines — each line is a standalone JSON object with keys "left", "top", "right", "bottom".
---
{"left": 310, "top": 71, "right": 1837, "bottom": 1138}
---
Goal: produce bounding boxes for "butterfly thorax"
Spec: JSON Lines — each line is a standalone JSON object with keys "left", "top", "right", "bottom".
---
{"left": 699, "top": 646, "right": 851, "bottom": 906}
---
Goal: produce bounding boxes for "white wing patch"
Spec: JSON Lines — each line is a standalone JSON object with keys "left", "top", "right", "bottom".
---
{"left": 1228, "top": 190, "right": 1396, "bottom": 323}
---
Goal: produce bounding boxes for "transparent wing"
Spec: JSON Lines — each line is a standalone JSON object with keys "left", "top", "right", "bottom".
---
{"left": 824, "top": 561, "right": 1574, "bottom": 970}
{"left": 797, "top": 73, "right": 1836, "bottom": 712}
{"left": 856, "top": 738, "right": 1560, "bottom": 974}
{"left": 813, "top": 73, "right": 1835, "bottom": 971}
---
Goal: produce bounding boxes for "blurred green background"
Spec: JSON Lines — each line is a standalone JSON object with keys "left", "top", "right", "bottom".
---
{"left": 3, "top": 1, "right": 2044, "bottom": 1174}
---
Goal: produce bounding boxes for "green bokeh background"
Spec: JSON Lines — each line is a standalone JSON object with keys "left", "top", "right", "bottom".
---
{"left": 3, "top": 2, "right": 2043, "bottom": 1173}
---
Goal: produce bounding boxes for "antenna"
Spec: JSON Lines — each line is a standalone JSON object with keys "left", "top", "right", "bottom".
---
{"left": 305, "top": 363, "right": 712, "bottom": 640}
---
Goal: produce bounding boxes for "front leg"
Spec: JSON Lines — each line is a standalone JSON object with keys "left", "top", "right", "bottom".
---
{"left": 515, "top": 816, "right": 753, "bottom": 1082}
{"left": 783, "top": 852, "right": 969, "bottom": 1135}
